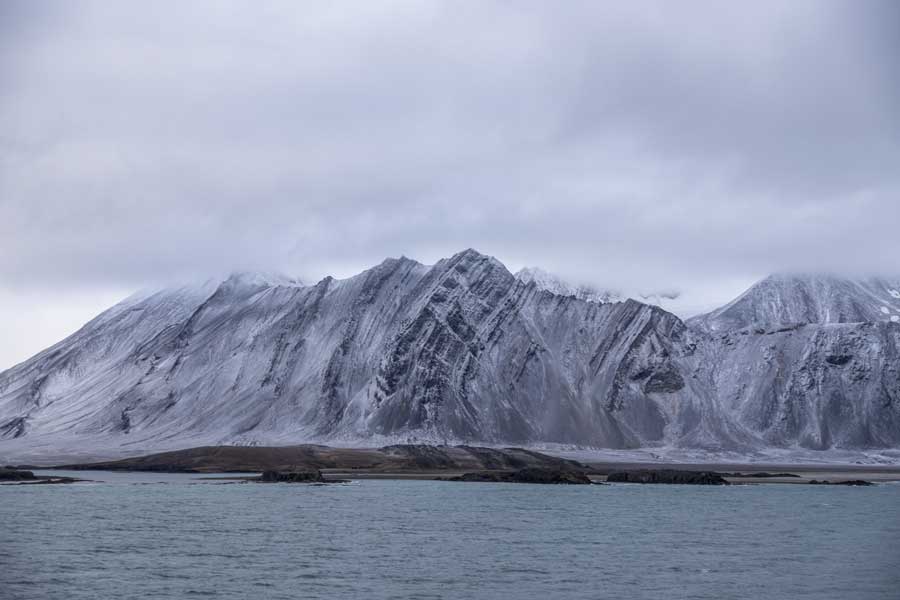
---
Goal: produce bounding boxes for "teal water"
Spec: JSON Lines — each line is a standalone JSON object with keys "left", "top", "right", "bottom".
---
{"left": 2, "top": 471, "right": 898, "bottom": 599}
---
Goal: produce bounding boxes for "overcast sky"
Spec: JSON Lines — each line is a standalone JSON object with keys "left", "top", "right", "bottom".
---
{"left": 2, "top": 0, "right": 899, "bottom": 369}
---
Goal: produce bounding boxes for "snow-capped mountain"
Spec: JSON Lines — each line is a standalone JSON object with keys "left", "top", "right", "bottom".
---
{"left": 1, "top": 250, "right": 898, "bottom": 460}
{"left": 688, "top": 273, "right": 900, "bottom": 331}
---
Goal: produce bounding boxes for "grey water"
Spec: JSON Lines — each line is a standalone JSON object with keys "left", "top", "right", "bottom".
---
{"left": 2, "top": 471, "right": 899, "bottom": 600}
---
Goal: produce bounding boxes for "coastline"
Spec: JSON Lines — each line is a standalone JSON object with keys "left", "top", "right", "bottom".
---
{"left": 7, "top": 443, "right": 899, "bottom": 485}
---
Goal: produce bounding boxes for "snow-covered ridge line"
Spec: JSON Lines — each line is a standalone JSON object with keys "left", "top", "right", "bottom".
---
{"left": 514, "top": 266, "right": 685, "bottom": 315}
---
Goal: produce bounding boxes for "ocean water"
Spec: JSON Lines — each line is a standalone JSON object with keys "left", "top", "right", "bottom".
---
{"left": 2, "top": 471, "right": 899, "bottom": 600}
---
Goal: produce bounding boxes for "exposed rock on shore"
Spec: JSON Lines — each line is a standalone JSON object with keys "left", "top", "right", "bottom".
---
{"left": 724, "top": 472, "right": 801, "bottom": 478}
{"left": 0, "top": 468, "right": 82, "bottom": 484}
{"left": 0, "top": 468, "right": 36, "bottom": 481}
{"left": 808, "top": 479, "right": 873, "bottom": 486}
{"left": 606, "top": 469, "right": 729, "bottom": 485}
{"left": 19, "top": 477, "right": 81, "bottom": 485}
{"left": 258, "top": 470, "right": 325, "bottom": 483}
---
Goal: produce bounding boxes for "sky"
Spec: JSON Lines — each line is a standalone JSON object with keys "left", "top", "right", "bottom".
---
{"left": 1, "top": 0, "right": 899, "bottom": 370}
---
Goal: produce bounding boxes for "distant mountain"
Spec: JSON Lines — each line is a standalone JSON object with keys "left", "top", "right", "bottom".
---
{"left": 689, "top": 273, "right": 900, "bottom": 331}
{"left": 1, "top": 250, "right": 898, "bottom": 460}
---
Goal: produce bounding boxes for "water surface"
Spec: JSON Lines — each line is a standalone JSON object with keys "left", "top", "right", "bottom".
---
{"left": 2, "top": 471, "right": 898, "bottom": 599}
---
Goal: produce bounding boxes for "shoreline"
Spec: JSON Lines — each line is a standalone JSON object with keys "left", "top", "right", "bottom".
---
{"left": 7, "top": 443, "right": 900, "bottom": 485}
{"left": 24, "top": 468, "right": 899, "bottom": 485}
{"left": 19, "top": 447, "right": 900, "bottom": 485}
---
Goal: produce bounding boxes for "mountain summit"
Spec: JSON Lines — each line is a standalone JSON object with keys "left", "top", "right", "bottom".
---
{"left": 689, "top": 273, "right": 900, "bottom": 331}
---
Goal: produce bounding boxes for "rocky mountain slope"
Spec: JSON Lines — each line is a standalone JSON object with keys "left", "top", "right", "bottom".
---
{"left": 689, "top": 273, "right": 900, "bottom": 331}
{"left": 1, "top": 250, "right": 898, "bottom": 460}
{"left": 686, "top": 273, "right": 900, "bottom": 450}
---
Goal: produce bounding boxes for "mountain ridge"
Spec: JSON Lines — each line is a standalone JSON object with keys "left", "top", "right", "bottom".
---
{"left": 1, "top": 249, "right": 899, "bottom": 460}
{"left": 688, "top": 272, "right": 900, "bottom": 331}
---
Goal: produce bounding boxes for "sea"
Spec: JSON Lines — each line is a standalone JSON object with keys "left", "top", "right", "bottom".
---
{"left": 2, "top": 471, "right": 898, "bottom": 599}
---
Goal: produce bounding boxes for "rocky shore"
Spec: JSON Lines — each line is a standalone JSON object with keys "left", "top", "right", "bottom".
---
{"left": 0, "top": 467, "right": 83, "bottom": 485}
{"left": 258, "top": 470, "right": 326, "bottom": 483}
{"left": 0, "top": 467, "right": 36, "bottom": 481}
{"left": 11, "top": 445, "right": 890, "bottom": 486}
{"left": 606, "top": 470, "right": 730, "bottom": 485}
{"left": 808, "top": 479, "right": 873, "bottom": 486}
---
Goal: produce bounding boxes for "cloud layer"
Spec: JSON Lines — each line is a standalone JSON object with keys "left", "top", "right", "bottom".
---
{"left": 2, "top": 0, "right": 899, "bottom": 366}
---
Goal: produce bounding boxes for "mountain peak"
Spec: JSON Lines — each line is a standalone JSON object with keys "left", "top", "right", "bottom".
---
{"left": 690, "top": 272, "right": 900, "bottom": 331}
{"left": 450, "top": 247, "right": 495, "bottom": 263}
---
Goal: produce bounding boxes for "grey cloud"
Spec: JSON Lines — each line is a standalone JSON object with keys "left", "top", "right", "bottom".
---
{"left": 1, "top": 0, "right": 899, "bottom": 300}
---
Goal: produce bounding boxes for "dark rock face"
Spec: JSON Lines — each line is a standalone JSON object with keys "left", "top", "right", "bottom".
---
{"left": 825, "top": 354, "right": 853, "bottom": 366}
{"left": 606, "top": 469, "right": 729, "bottom": 485}
{"left": 808, "top": 479, "right": 873, "bottom": 486}
{"left": 0, "top": 417, "right": 27, "bottom": 438}
{"left": 258, "top": 470, "right": 325, "bottom": 483}
{"left": 0, "top": 468, "right": 36, "bottom": 481}
{"left": 450, "top": 467, "right": 592, "bottom": 485}
{"left": 642, "top": 366, "right": 685, "bottom": 393}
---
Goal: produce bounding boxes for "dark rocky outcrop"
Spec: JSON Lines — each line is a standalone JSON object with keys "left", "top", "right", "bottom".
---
{"left": 0, "top": 468, "right": 82, "bottom": 484}
{"left": 724, "top": 472, "right": 801, "bottom": 478}
{"left": 825, "top": 354, "right": 853, "bottom": 366}
{"left": 23, "top": 476, "right": 81, "bottom": 485}
{"left": 606, "top": 469, "right": 729, "bottom": 485}
{"left": 258, "top": 470, "right": 325, "bottom": 483}
{"left": 642, "top": 366, "right": 685, "bottom": 394}
{"left": 449, "top": 467, "right": 592, "bottom": 485}
{"left": 0, "top": 468, "right": 36, "bottom": 481}
{"left": 808, "top": 479, "right": 873, "bottom": 486}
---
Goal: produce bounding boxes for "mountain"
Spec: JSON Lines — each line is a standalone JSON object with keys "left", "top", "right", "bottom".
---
{"left": 1, "top": 250, "right": 899, "bottom": 461}
{"left": 689, "top": 273, "right": 900, "bottom": 331}
{"left": 686, "top": 273, "right": 900, "bottom": 451}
